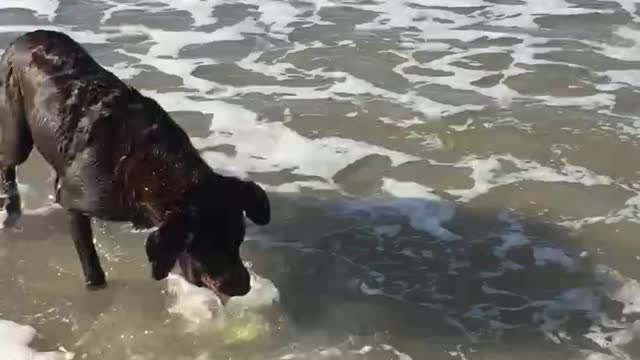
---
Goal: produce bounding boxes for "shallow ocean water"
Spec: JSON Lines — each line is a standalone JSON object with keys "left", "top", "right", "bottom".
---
{"left": 2, "top": 0, "right": 640, "bottom": 359}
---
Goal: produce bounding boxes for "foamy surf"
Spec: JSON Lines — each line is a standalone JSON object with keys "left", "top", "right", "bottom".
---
{"left": 0, "top": 319, "right": 74, "bottom": 360}
{"left": 166, "top": 264, "right": 279, "bottom": 340}
{"left": 277, "top": 343, "right": 414, "bottom": 360}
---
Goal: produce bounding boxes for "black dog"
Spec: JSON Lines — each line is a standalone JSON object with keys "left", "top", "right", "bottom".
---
{"left": 0, "top": 30, "right": 270, "bottom": 298}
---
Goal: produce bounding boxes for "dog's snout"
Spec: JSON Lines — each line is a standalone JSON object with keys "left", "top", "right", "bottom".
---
{"left": 221, "top": 265, "right": 250, "bottom": 296}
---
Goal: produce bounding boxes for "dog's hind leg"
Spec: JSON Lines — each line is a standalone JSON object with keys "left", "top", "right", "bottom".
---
{"left": 0, "top": 166, "right": 23, "bottom": 228}
{"left": 0, "top": 51, "right": 33, "bottom": 228}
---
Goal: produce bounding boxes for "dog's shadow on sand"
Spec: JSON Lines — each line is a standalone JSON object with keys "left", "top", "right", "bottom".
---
{"left": 241, "top": 192, "right": 633, "bottom": 357}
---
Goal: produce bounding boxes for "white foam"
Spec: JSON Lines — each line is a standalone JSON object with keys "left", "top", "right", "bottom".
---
{"left": 585, "top": 322, "right": 640, "bottom": 350}
{"left": 104, "top": 61, "right": 144, "bottom": 81}
{"left": 2, "top": 0, "right": 59, "bottom": 21}
{"left": 166, "top": 265, "right": 279, "bottom": 333}
{"left": 382, "top": 178, "right": 459, "bottom": 240}
{"left": 234, "top": 51, "right": 482, "bottom": 118}
{"left": 533, "top": 247, "right": 579, "bottom": 271}
{"left": 581, "top": 351, "right": 618, "bottom": 360}
{"left": 379, "top": 116, "right": 425, "bottom": 129}
{"left": 393, "top": 44, "right": 522, "bottom": 106}
{"left": 166, "top": 273, "right": 223, "bottom": 328}
{"left": 113, "top": 48, "right": 217, "bottom": 92}
{"left": 595, "top": 26, "right": 640, "bottom": 62}
{"left": 494, "top": 232, "right": 530, "bottom": 257}
{"left": 535, "top": 264, "right": 640, "bottom": 358}
{"left": 336, "top": 178, "right": 459, "bottom": 241}
{"left": 255, "top": 1, "right": 304, "bottom": 37}
{"left": 331, "top": 0, "right": 614, "bottom": 113}
{"left": 360, "top": 282, "right": 385, "bottom": 296}
{"left": 100, "top": 0, "right": 146, "bottom": 25}
{"left": 157, "top": 0, "right": 221, "bottom": 27}
{"left": 594, "top": 265, "right": 640, "bottom": 315}
{"left": 381, "top": 344, "right": 413, "bottom": 360}
{"left": 447, "top": 155, "right": 614, "bottom": 202}
{"left": 101, "top": 0, "right": 221, "bottom": 27}
{"left": 104, "top": 21, "right": 263, "bottom": 58}
{"left": 599, "top": 194, "right": 640, "bottom": 225}
{"left": 226, "top": 268, "right": 280, "bottom": 311}
{"left": 262, "top": 180, "right": 338, "bottom": 193}
{"left": 1, "top": 0, "right": 635, "bottom": 124}
{"left": 143, "top": 95, "right": 420, "bottom": 181}
{"left": 354, "top": 0, "right": 487, "bottom": 32}
{"left": 489, "top": 0, "right": 609, "bottom": 28}
{"left": 534, "top": 94, "right": 616, "bottom": 110}
{"left": 0, "top": 319, "right": 74, "bottom": 360}
{"left": 374, "top": 224, "right": 402, "bottom": 239}
{"left": 278, "top": 343, "right": 413, "bottom": 360}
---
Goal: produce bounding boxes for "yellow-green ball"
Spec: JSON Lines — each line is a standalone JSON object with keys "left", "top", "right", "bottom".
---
{"left": 221, "top": 320, "right": 266, "bottom": 344}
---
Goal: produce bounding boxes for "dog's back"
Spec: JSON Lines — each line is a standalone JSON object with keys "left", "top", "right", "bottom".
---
{"left": 0, "top": 30, "right": 204, "bottom": 221}
{"left": 3, "top": 31, "right": 187, "bottom": 170}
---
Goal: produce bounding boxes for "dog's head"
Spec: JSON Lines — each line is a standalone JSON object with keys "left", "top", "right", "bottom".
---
{"left": 145, "top": 175, "right": 270, "bottom": 299}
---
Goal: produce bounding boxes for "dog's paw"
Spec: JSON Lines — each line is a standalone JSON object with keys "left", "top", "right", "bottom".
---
{"left": 0, "top": 193, "right": 22, "bottom": 229}
{"left": 84, "top": 273, "right": 107, "bottom": 290}
{"left": 1, "top": 209, "right": 21, "bottom": 229}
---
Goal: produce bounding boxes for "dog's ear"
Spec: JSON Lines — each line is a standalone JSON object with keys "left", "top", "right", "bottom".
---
{"left": 240, "top": 180, "right": 270, "bottom": 226}
{"left": 145, "top": 217, "right": 190, "bottom": 280}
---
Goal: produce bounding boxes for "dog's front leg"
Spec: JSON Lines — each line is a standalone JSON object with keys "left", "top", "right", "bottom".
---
{"left": 68, "top": 211, "right": 107, "bottom": 290}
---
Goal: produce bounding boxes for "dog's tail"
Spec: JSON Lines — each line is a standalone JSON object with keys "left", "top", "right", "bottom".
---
{"left": 0, "top": 42, "right": 25, "bottom": 110}
{"left": 0, "top": 40, "right": 32, "bottom": 166}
